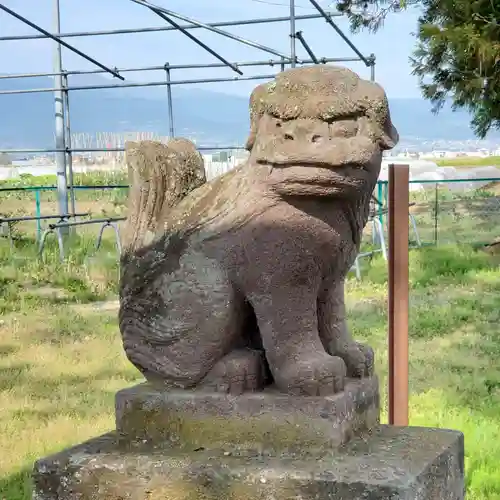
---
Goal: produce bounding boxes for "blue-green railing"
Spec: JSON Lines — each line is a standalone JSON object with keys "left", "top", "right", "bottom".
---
{"left": 0, "top": 184, "right": 128, "bottom": 240}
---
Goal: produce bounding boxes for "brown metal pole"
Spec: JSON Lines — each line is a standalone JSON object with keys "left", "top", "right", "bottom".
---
{"left": 388, "top": 164, "right": 409, "bottom": 426}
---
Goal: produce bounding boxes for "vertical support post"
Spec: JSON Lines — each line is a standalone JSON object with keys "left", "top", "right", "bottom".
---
{"left": 388, "top": 164, "right": 409, "bottom": 427}
{"left": 53, "top": 0, "right": 68, "bottom": 226}
{"left": 369, "top": 53, "right": 376, "bottom": 81}
{"left": 289, "top": 0, "right": 296, "bottom": 68}
{"left": 372, "top": 180, "right": 384, "bottom": 246}
{"left": 384, "top": 181, "right": 388, "bottom": 214}
{"left": 280, "top": 56, "right": 286, "bottom": 72}
{"left": 165, "top": 63, "right": 175, "bottom": 137}
{"left": 35, "top": 189, "right": 41, "bottom": 242}
{"left": 62, "top": 72, "right": 76, "bottom": 216}
{"left": 377, "top": 180, "right": 384, "bottom": 227}
{"left": 434, "top": 183, "right": 439, "bottom": 245}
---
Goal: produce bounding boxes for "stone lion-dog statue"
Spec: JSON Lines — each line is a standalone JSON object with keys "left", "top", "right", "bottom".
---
{"left": 119, "top": 65, "right": 399, "bottom": 396}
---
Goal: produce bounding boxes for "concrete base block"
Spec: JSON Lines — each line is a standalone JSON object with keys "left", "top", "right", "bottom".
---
{"left": 32, "top": 425, "right": 464, "bottom": 500}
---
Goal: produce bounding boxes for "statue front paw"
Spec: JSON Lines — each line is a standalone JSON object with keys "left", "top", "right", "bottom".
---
{"left": 275, "top": 353, "right": 347, "bottom": 396}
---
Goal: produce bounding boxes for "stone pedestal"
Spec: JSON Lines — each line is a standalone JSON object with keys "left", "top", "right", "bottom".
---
{"left": 32, "top": 377, "right": 465, "bottom": 500}
{"left": 115, "top": 376, "right": 380, "bottom": 454}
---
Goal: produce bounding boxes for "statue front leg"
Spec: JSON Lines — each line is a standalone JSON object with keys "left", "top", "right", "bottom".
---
{"left": 318, "top": 279, "right": 374, "bottom": 378}
{"left": 250, "top": 290, "right": 347, "bottom": 396}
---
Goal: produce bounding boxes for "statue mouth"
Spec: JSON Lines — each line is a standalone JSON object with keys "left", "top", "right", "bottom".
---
{"left": 257, "top": 159, "right": 367, "bottom": 172}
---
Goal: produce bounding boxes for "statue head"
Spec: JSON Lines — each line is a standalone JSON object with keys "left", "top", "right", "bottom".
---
{"left": 246, "top": 65, "right": 398, "bottom": 198}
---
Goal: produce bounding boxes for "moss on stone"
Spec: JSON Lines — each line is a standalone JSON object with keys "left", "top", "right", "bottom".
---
{"left": 122, "top": 404, "right": 331, "bottom": 452}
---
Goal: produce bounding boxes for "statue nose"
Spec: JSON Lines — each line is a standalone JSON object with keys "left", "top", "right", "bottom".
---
{"left": 283, "top": 130, "right": 324, "bottom": 143}
{"left": 310, "top": 134, "right": 324, "bottom": 144}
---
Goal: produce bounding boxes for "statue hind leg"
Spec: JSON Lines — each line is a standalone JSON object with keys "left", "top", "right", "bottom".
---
{"left": 120, "top": 249, "right": 266, "bottom": 393}
{"left": 198, "top": 348, "right": 267, "bottom": 393}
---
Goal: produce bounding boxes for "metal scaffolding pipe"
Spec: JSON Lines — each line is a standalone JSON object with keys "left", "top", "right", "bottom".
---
{"left": 53, "top": 216, "right": 127, "bottom": 228}
{"left": 62, "top": 73, "right": 76, "bottom": 215}
{"left": 294, "top": 31, "right": 319, "bottom": 64}
{"left": 290, "top": 0, "right": 297, "bottom": 68}
{"left": 0, "top": 3, "right": 124, "bottom": 80}
{"left": 0, "top": 73, "right": 277, "bottom": 95}
{"left": 52, "top": 0, "right": 69, "bottom": 222}
{"left": 0, "top": 13, "right": 339, "bottom": 41}
{"left": 307, "top": 0, "right": 370, "bottom": 66}
{"left": 0, "top": 4, "right": 376, "bottom": 190}
{"left": 136, "top": 2, "right": 242, "bottom": 76}
{"left": 128, "top": 0, "right": 296, "bottom": 62}
{"left": 0, "top": 56, "right": 363, "bottom": 80}
{"left": 164, "top": 64, "right": 175, "bottom": 137}
{"left": 1, "top": 146, "right": 246, "bottom": 154}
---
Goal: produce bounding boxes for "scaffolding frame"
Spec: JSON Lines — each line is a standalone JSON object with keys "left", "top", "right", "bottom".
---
{"left": 0, "top": 0, "right": 375, "bottom": 216}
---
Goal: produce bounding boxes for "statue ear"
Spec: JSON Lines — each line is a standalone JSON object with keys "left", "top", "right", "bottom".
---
{"left": 245, "top": 122, "right": 257, "bottom": 151}
{"left": 379, "top": 116, "right": 399, "bottom": 151}
{"left": 246, "top": 83, "right": 269, "bottom": 152}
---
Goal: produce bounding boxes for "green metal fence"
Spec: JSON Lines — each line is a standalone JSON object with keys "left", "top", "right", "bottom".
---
{"left": 373, "top": 178, "right": 500, "bottom": 248}
{"left": 0, "top": 184, "right": 128, "bottom": 242}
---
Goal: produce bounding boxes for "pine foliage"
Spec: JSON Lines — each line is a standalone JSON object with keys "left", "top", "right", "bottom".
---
{"left": 336, "top": 0, "right": 500, "bottom": 138}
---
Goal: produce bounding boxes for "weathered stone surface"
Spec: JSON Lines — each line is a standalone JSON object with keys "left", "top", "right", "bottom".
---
{"left": 32, "top": 425, "right": 464, "bottom": 500}
{"left": 119, "top": 65, "right": 399, "bottom": 397}
{"left": 122, "top": 137, "right": 206, "bottom": 254}
{"left": 115, "top": 377, "right": 379, "bottom": 453}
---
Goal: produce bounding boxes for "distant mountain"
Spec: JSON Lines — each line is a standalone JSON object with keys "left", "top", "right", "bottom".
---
{"left": 386, "top": 98, "right": 500, "bottom": 145}
{"left": 0, "top": 74, "right": 250, "bottom": 149}
{"left": 1, "top": 73, "right": 498, "bottom": 151}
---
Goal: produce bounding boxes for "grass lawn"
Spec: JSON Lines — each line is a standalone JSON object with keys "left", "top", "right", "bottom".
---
{"left": 351, "top": 246, "right": 500, "bottom": 499}
{"left": 1, "top": 173, "right": 500, "bottom": 498}
{"left": 0, "top": 235, "right": 499, "bottom": 499}
{"left": 435, "top": 155, "right": 500, "bottom": 168}
{"left": 0, "top": 236, "right": 140, "bottom": 499}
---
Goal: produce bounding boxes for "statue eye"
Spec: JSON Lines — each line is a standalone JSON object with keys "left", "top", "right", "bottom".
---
{"left": 276, "top": 122, "right": 282, "bottom": 128}
{"left": 329, "top": 120, "right": 359, "bottom": 138}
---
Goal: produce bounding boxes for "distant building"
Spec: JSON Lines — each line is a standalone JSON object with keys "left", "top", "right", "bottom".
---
{"left": 0, "top": 152, "right": 12, "bottom": 167}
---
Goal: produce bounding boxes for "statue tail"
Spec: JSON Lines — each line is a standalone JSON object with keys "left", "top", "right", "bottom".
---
{"left": 121, "top": 138, "right": 206, "bottom": 254}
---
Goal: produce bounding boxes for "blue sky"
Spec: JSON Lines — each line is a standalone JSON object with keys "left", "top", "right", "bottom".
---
{"left": 0, "top": 0, "right": 422, "bottom": 98}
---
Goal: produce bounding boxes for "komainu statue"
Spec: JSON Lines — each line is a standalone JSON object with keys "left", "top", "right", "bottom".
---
{"left": 119, "top": 65, "right": 399, "bottom": 397}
